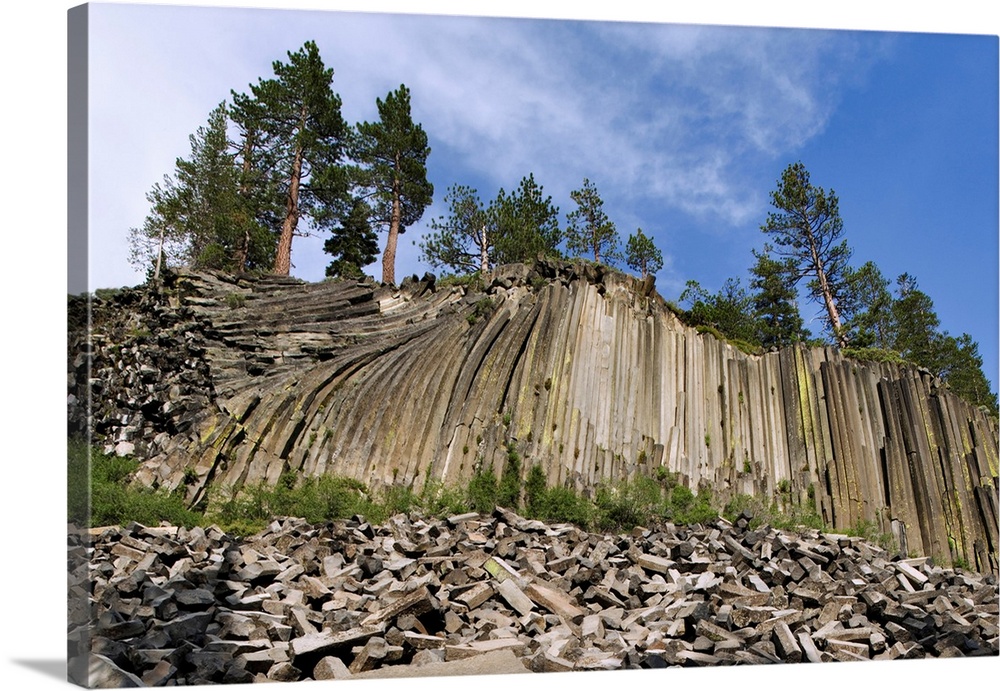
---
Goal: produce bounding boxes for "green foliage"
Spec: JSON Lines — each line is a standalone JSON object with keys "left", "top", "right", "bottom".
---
{"left": 655, "top": 465, "right": 677, "bottom": 486}
{"left": 466, "top": 461, "right": 499, "bottom": 514}
{"left": 127, "top": 102, "right": 277, "bottom": 277}
{"left": 937, "top": 333, "right": 998, "bottom": 414}
{"left": 521, "top": 464, "right": 594, "bottom": 526}
{"left": 353, "top": 83, "right": 433, "bottom": 284}
{"left": 420, "top": 174, "right": 561, "bottom": 274}
{"left": 843, "top": 260, "right": 895, "bottom": 348}
{"left": 888, "top": 274, "right": 997, "bottom": 414}
{"left": 211, "top": 474, "right": 369, "bottom": 535}
{"left": 729, "top": 339, "right": 765, "bottom": 357}
{"left": 565, "top": 178, "right": 620, "bottom": 265}
{"left": 891, "top": 273, "right": 941, "bottom": 368}
{"left": 694, "top": 324, "right": 725, "bottom": 341}
{"left": 681, "top": 278, "right": 761, "bottom": 347}
{"left": 846, "top": 519, "right": 898, "bottom": 553}
{"left": 93, "top": 287, "right": 123, "bottom": 302}
{"left": 324, "top": 196, "right": 379, "bottom": 279}
{"left": 841, "top": 347, "right": 908, "bottom": 366}
{"left": 595, "top": 476, "right": 664, "bottom": 530}
{"left": 126, "top": 326, "right": 153, "bottom": 340}
{"left": 673, "top": 487, "right": 718, "bottom": 525}
{"left": 71, "top": 441, "right": 203, "bottom": 529}
{"left": 225, "top": 292, "right": 246, "bottom": 309}
{"left": 536, "top": 486, "right": 594, "bottom": 526}
{"left": 722, "top": 493, "right": 824, "bottom": 532}
{"left": 492, "top": 174, "right": 563, "bottom": 266}
{"left": 417, "top": 478, "right": 467, "bottom": 516}
{"left": 370, "top": 484, "right": 417, "bottom": 524}
{"left": 420, "top": 184, "right": 491, "bottom": 274}
{"left": 67, "top": 438, "right": 92, "bottom": 525}
{"left": 498, "top": 443, "right": 522, "bottom": 508}
{"left": 232, "top": 40, "right": 350, "bottom": 275}
{"left": 625, "top": 228, "right": 663, "bottom": 279}
{"left": 593, "top": 475, "right": 718, "bottom": 531}
{"left": 749, "top": 249, "right": 805, "bottom": 348}
{"left": 466, "top": 297, "right": 495, "bottom": 325}
{"left": 437, "top": 271, "right": 484, "bottom": 291}
{"left": 761, "top": 162, "right": 853, "bottom": 347}
{"left": 524, "top": 464, "right": 548, "bottom": 518}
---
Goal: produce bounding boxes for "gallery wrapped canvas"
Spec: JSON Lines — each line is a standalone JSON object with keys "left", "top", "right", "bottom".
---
{"left": 66, "top": 2, "right": 998, "bottom": 688}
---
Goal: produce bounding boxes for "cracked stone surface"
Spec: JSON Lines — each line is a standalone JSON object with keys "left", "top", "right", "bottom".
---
{"left": 68, "top": 259, "right": 999, "bottom": 571}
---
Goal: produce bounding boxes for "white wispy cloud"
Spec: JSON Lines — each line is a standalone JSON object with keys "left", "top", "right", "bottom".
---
{"left": 86, "top": 6, "right": 889, "bottom": 288}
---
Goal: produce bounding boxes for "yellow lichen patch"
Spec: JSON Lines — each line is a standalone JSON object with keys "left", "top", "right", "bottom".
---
{"left": 198, "top": 418, "right": 219, "bottom": 445}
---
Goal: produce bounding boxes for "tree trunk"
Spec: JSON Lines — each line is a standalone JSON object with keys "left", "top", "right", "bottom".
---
{"left": 153, "top": 225, "right": 165, "bottom": 282}
{"left": 235, "top": 227, "right": 250, "bottom": 273}
{"left": 382, "top": 162, "right": 402, "bottom": 285}
{"left": 480, "top": 225, "right": 489, "bottom": 274}
{"left": 810, "top": 243, "right": 846, "bottom": 347}
{"left": 274, "top": 143, "right": 303, "bottom": 276}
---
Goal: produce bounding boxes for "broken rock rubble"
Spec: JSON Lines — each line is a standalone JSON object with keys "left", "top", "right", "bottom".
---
{"left": 70, "top": 507, "right": 999, "bottom": 685}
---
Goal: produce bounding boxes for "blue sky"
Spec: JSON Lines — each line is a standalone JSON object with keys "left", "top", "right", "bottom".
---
{"left": 84, "top": 3, "right": 999, "bottom": 391}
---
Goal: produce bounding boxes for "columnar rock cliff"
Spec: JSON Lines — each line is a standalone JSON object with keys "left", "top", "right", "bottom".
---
{"left": 68, "top": 260, "right": 999, "bottom": 572}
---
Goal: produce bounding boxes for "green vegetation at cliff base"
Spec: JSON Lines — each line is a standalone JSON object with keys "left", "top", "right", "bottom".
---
{"left": 69, "top": 439, "right": 890, "bottom": 557}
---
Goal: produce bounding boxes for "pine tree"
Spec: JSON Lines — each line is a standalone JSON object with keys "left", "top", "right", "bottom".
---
{"left": 491, "top": 174, "right": 562, "bottom": 266}
{"left": 887, "top": 274, "right": 996, "bottom": 412}
{"left": 419, "top": 184, "right": 490, "bottom": 274}
{"left": 625, "top": 228, "right": 663, "bottom": 279}
{"left": 761, "top": 162, "right": 853, "bottom": 347}
{"left": 565, "top": 178, "right": 620, "bottom": 264}
{"left": 419, "top": 174, "right": 560, "bottom": 275}
{"left": 231, "top": 40, "right": 349, "bottom": 276}
{"left": 938, "top": 334, "right": 998, "bottom": 414}
{"left": 891, "top": 273, "right": 942, "bottom": 369}
{"left": 681, "top": 278, "right": 758, "bottom": 345}
{"left": 749, "top": 249, "right": 804, "bottom": 348}
{"left": 323, "top": 197, "right": 378, "bottom": 279}
{"left": 128, "top": 103, "right": 265, "bottom": 278}
{"left": 229, "top": 95, "right": 283, "bottom": 273}
{"left": 354, "top": 84, "right": 433, "bottom": 285}
{"left": 126, "top": 177, "right": 190, "bottom": 281}
{"left": 844, "top": 261, "right": 895, "bottom": 349}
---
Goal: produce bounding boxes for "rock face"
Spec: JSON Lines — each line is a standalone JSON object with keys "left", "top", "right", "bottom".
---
{"left": 67, "top": 508, "right": 999, "bottom": 687}
{"left": 68, "top": 260, "right": 999, "bottom": 572}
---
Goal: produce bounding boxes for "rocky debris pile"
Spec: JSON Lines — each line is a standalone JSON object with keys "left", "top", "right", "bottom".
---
{"left": 70, "top": 508, "right": 999, "bottom": 686}
{"left": 67, "top": 280, "right": 219, "bottom": 460}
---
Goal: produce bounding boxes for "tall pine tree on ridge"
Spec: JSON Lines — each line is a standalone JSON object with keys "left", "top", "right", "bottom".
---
{"left": 353, "top": 84, "right": 433, "bottom": 285}
{"left": 231, "top": 40, "right": 349, "bottom": 276}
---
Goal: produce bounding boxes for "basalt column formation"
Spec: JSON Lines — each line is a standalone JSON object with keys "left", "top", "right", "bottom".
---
{"left": 69, "top": 260, "right": 999, "bottom": 571}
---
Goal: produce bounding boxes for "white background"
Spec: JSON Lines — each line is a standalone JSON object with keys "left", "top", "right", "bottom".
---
{"left": 1, "top": 1, "right": 997, "bottom": 690}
